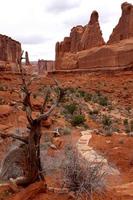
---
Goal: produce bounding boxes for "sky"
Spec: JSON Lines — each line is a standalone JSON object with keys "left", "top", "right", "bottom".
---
{"left": 0, "top": 0, "right": 132, "bottom": 61}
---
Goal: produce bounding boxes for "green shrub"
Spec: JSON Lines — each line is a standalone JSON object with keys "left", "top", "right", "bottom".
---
{"left": 78, "top": 90, "right": 86, "bottom": 97}
{"left": 63, "top": 127, "right": 72, "bottom": 135}
{"left": 102, "top": 115, "right": 112, "bottom": 127}
{"left": 71, "top": 115, "right": 85, "bottom": 126}
{"left": 64, "top": 103, "right": 77, "bottom": 115}
{"left": 89, "top": 110, "right": 99, "bottom": 115}
{"left": 84, "top": 93, "right": 92, "bottom": 101}
{"left": 99, "top": 96, "right": 108, "bottom": 106}
{"left": 91, "top": 92, "right": 108, "bottom": 106}
{"left": 123, "top": 118, "right": 128, "bottom": 126}
{"left": 130, "top": 120, "right": 133, "bottom": 132}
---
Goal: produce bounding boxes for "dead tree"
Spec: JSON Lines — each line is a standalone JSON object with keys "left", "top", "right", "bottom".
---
{"left": 0, "top": 52, "right": 64, "bottom": 187}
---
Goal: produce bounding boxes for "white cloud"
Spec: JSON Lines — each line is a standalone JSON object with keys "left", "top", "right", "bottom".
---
{"left": 0, "top": 0, "right": 132, "bottom": 60}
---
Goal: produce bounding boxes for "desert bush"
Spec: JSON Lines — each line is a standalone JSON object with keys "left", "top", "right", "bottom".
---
{"left": 123, "top": 118, "right": 128, "bottom": 126}
{"left": 123, "top": 119, "right": 133, "bottom": 135}
{"left": 123, "top": 119, "right": 130, "bottom": 133}
{"left": 99, "top": 96, "right": 108, "bottom": 106}
{"left": 71, "top": 115, "right": 85, "bottom": 126}
{"left": 102, "top": 115, "right": 112, "bottom": 127}
{"left": 84, "top": 93, "right": 92, "bottom": 102}
{"left": 64, "top": 103, "right": 77, "bottom": 115}
{"left": 78, "top": 90, "right": 86, "bottom": 98}
{"left": 62, "top": 145, "right": 106, "bottom": 200}
{"left": 89, "top": 109, "right": 99, "bottom": 115}
{"left": 91, "top": 92, "right": 108, "bottom": 106}
{"left": 63, "top": 127, "right": 72, "bottom": 135}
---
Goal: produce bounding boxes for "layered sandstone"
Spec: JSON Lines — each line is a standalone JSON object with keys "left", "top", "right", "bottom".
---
{"left": 108, "top": 2, "right": 133, "bottom": 44}
{"left": 70, "top": 25, "right": 85, "bottom": 52}
{"left": 55, "top": 2, "right": 133, "bottom": 71}
{"left": 0, "top": 34, "right": 21, "bottom": 70}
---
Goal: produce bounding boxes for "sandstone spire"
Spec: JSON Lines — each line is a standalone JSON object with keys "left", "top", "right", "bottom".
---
{"left": 108, "top": 2, "right": 133, "bottom": 44}
{"left": 25, "top": 51, "right": 31, "bottom": 65}
{"left": 80, "top": 11, "right": 105, "bottom": 50}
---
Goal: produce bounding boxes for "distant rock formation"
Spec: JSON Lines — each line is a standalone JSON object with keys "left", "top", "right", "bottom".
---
{"left": 0, "top": 34, "right": 21, "bottom": 70}
{"left": 25, "top": 51, "right": 31, "bottom": 66}
{"left": 55, "top": 2, "right": 133, "bottom": 71}
{"left": 55, "top": 10, "right": 105, "bottom": 70}
{"left": 108, "top": 2, "right": 133, "bottom": 44}
{"left": 38, "top": 59, "right": 55, "bottom": 73}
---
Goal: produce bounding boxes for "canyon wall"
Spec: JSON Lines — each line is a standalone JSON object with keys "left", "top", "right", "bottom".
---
{"left": 55, "top": 2, "right": 133, "bottom": 71}
{"left": 0, "top": 34, "right": 21, "bottom": 71}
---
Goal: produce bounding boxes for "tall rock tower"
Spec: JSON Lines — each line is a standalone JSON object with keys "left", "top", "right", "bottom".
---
{"left": 80, "top": 11, "right": 105, "bottom": 50}
{"left": 108, "top": 2, "right": 133, "bottom": 44}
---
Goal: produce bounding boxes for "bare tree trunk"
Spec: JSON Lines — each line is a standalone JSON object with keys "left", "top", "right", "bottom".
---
{"left": 0, "top": 52, "right": 63, "bottom": 187}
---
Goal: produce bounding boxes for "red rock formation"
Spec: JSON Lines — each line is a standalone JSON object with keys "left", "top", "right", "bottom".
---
{"left": 70, "top": 25, "right": 85, "bottom": 52}
{"left": 80, "top": 11, "right": 105, "bottom": 50}
{"left": 55, "top": 10, "right": 105, "bottom": 69}
{"left": 38, "top": 59, "right": 55, "bottom": 72}
{"left": 0, "top": 34, "right": 21, "bottom": 70}
{"left": 108, "top": 2, "right": 133, "bottom": 44}
{"left": 55, "top": 3, "right": 133, "bottom": 71}
{"left": 25, "top": 51, "right": 31, "bottom": 65}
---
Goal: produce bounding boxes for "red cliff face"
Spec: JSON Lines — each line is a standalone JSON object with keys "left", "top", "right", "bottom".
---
{"left": 108, "top": 2, "right": 133, "bottom": 44}
{"left": 80, "top": 11, "right": 105, "bottom": 50}
{"left": 55, "top": 2, "right": 133, "bottom": 71}
{"left": 0, "top": 34, "right": 21, "bottom": 70}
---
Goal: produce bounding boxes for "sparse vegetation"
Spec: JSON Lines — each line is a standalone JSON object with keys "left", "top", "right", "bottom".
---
{"left": 102, "top": 115, "right": 112, "bottom": 127}
{"left": 89, "top": 109, "right": 99, "bottom": 115}
{"left": 123, "top": 119, "right": 133, "bottom": 135}
{"left": 62, "top": 145, "right": 106, "bottom": 199}
{"left": 64, "top": 103, "right": 77, "bottom": 115}
{"left": 71, "top": 114, "right": 86, "bottom": 126}
{"left": 62, "top": 127, "right": 72, "bottom": 135}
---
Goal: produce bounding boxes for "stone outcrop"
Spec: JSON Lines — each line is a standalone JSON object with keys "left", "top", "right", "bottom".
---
{"left": 108, "top": 2, "right": 133, "bottom": 44}
{"left": 55, "top": 2, "right": 133, "bottom": 71}
{"left": 25, "top": 51, "right": 31, "bottom": 65}
{"left": 0, "top": 34, "right": 21, "bottom": 70}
